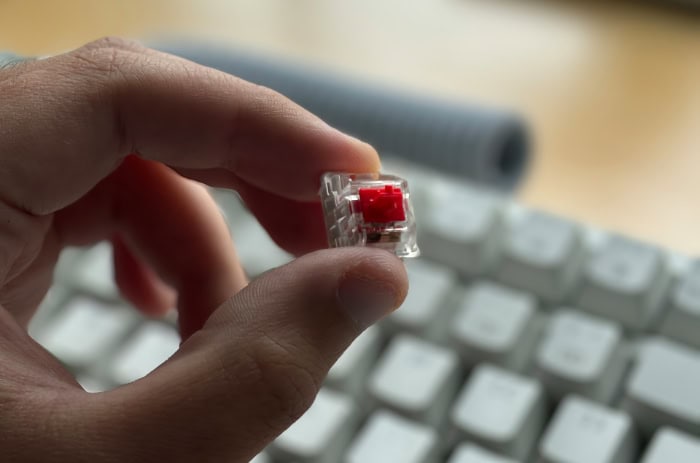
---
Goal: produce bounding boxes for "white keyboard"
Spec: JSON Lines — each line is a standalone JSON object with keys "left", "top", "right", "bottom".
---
{"left": 29, "top": 158, "right": 700, "bottom": 462}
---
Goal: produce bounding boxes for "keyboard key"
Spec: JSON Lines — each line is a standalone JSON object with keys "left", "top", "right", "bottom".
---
{"left": 497, "top": 210, "right": 581, "bottom": 302}
{"left": 660, "top": 262, "right": 700, "bottom": 349}
{"left": 368, "top": 334, "right": 460, "bottom": 426}
{"left": 272, "top": 388, "right": 357, "bottom": 462}
{"left": 640, "top": 427, "right": 700, "bottom": 463}
{"left": 449, "top": 281, "right": 538, "bottom": 371}
{"left": 535, "top": 310, "right": 626, "bottom": 403}
{"left": 34, "top": 297, "right": 135, "bottom": 368}
{"left": 28, "top": 287, "right": 68, "bottom": 339}
{"left": 327, "top": 326, "right": 381, "bottom": 396}
{"left": 577, "top": 236, "right": 668, "bottom": 331}
{"left": 344, "top": 411, "right": 438, "bottom": 463}
{"left": 71, "top": 242, "right": 119, "bottom": 299}
{"left": 538, "top": 395, "right": 636, "bottom": 463}
{"left": 447, "top": 443, "right": 519, "bottom": 463}
{"left": 451, "top": 364, "right": 546, "bottom": 460}
{"left": 110, "top": 322, "right": 180, "bottom": 384}
{"left": 233, "top": 218, "right": 293, "bottom": 277}
{"left": 622, "top": 337, "right": 700, "bottom": 436}
{"left": 419, "top": 180, "right": 502, "bottom": 275}
{"left": 386, "top": 259, "right": 457, "bottom": 339}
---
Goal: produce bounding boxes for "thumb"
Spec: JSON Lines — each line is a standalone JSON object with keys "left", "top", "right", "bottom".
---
{"left": 65, "top": 248, "right": 407, "bottom": 462}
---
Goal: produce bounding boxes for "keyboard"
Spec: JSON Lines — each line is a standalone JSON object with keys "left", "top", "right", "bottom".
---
{"left": 28, "top": 158, "right": 700, "bottom": 463}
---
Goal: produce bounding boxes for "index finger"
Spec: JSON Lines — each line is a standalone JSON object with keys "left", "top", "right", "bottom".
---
{"left": 0, "top": 37, "right": 379, "bottom": 215}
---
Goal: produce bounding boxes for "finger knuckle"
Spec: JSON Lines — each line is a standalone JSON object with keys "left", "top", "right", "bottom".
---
{"left": 69, "top": 37, "right": 143, "bottom": 76}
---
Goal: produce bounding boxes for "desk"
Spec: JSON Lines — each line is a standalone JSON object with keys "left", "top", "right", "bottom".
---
{"left": 2, "top": 0, "right": 699, "bottom": 252}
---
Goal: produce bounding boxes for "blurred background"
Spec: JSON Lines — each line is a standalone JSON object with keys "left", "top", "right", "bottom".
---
{"left": 2, "top": 0, "right": 699, "bottom": 252}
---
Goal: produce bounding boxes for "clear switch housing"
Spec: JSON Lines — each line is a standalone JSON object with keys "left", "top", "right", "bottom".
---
{"left": 320, "top": 172, "right": 419, "bottom": 258}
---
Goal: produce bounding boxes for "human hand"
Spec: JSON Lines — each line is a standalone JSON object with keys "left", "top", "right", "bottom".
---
{"left": 0, "top": 38, "right": 408, "bottom": 462}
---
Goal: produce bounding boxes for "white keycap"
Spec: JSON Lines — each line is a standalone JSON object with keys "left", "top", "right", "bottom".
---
{"left": 71, "top": 242, "right": 119, "bottom": 299}
{"left": 448, "top": 443, "right": 519, "bottom": 463}
{"left": 450, "top": 281, "right": 538, "bottom": 371}
{"left": 622, "top": 337, "right": 700, "bottom": 436}
{"left": 327, "top": 326, "right": 381, "bottom": 396}
{"left": 660, "top": 262, "right": 700, "bottom": 349}
{"left": 420, "top": 180, "right": 502, "bottom": 275}
{"left": 28, "top": 287, "right": 68, "bottom": 339}
{"left": 272, "top": 388, "right": 357, "bottom": 463}
{"left": 640, "top": 427, "right": 700, "bottom": 463}
{"left": 368, "top": 334, "right": 460, "bottom": 426}
{"left": 577, "top": 236, "right": 667, "bottom": 331}
{"left": 386, "top": 259, "right": 457, "bottom": 339}
{"left": 249, "top": 453, "right": 270, "bottom": 463}
{"left": 535, "top": 310, "right": 626, "bottom": 403}
{"left": 210, "top": 187, "right": 249, "bottom": 228}
{"left": 110, "top": 322, "right": 180, "bottom": 384}
{"left": 497, "top": 210, "right": 581, "bottom": 302}
{"left": 451, "top": 364, "right": 546, "bottom": 460}
{"left": 538, "top": 395, "right": 636, "bottom": 463}
{"left": 34, "top": 297, "right": 135, "bottom": 367}
{"left": 344, "top": 411, "right": 438, "bottom": 463}
{"left": 232, "top": 218, "right": 293, "bottom": 276}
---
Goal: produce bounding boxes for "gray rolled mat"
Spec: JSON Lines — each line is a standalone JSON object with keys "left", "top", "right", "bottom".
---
{"left": 159, "top": 43, "right": 531, "bottom": 190}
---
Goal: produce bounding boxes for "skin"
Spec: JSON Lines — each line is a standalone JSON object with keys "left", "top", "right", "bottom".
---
{"left": 0, "top": 37, "right": 408, "bottom": 462}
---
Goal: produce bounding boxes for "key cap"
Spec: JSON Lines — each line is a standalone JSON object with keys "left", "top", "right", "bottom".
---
{"left": 368, "top": 334, "right": 460, "bottom": 426}
{"left": 271, "top": 388, "right": 357, "bottom": 463}
{"left": 449, "top": 281, "right": 538, "bottom": 371}
{"left": 326, "top": 326, "right": 381, "bottom": 397}
{"left": 109, "top": 322, "right": 180, "bottom": 384}
{"left": 660, "top": 261, "right": 700, "bottom": 349}
{"left": 640, "top": 427, "right": 700, "bottom": 463}
{"left": 71, "top": 242, "right": 119, "bottom": 299}
{"left": 28, "top": 287, "right": 68, "bottom": 339}
{"left": 344, "top": 411, "right": 438, "bottom": 463}
{"left": 451, "top": 364, "right": 546, "bottom": 460}
{"left": 535, "top": 310, "right": 626, "bottom": 403}
{"left": 233, "top": 218, "right": 293, "bottom": 277}
{"left": 419, "top": 180, "right": 503, "bottom": 275}
{"left": 34, "top": 297, "right": 135, "bottom": 368}
{"left": 385, "top": 259, "right": 457, "bottom": 339}
{"left": 497, "top": 210, "right": 581, "bottom": 302}
{"left": 447, "top": 443, "right": 519, "bottom": 463}
{"left": 622, "top": 337, "right": 700, "bottom": 436}
{"left": 538, "top": 395, "right": 636, "bottom": 463}
{"left": 577, "top": 236, "right": 668, "bottom": 331}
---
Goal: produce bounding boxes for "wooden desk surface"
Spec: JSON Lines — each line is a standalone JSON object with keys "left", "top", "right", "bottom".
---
{"left": 2, "top": 0, "right": 700, "bottom": 253}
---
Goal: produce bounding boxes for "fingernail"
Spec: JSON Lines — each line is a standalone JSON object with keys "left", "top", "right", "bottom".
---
{"left": 336, "top": 277, "right": 398, "bottom": 329}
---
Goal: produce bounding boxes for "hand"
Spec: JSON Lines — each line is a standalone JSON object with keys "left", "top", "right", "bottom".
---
{"left": 0, "top": 38, "right": 408, "bottom": 462}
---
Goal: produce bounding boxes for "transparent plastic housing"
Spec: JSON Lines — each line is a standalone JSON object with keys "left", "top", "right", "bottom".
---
{"left": 320, "top": 172, "right": 419, "bottom": 258}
